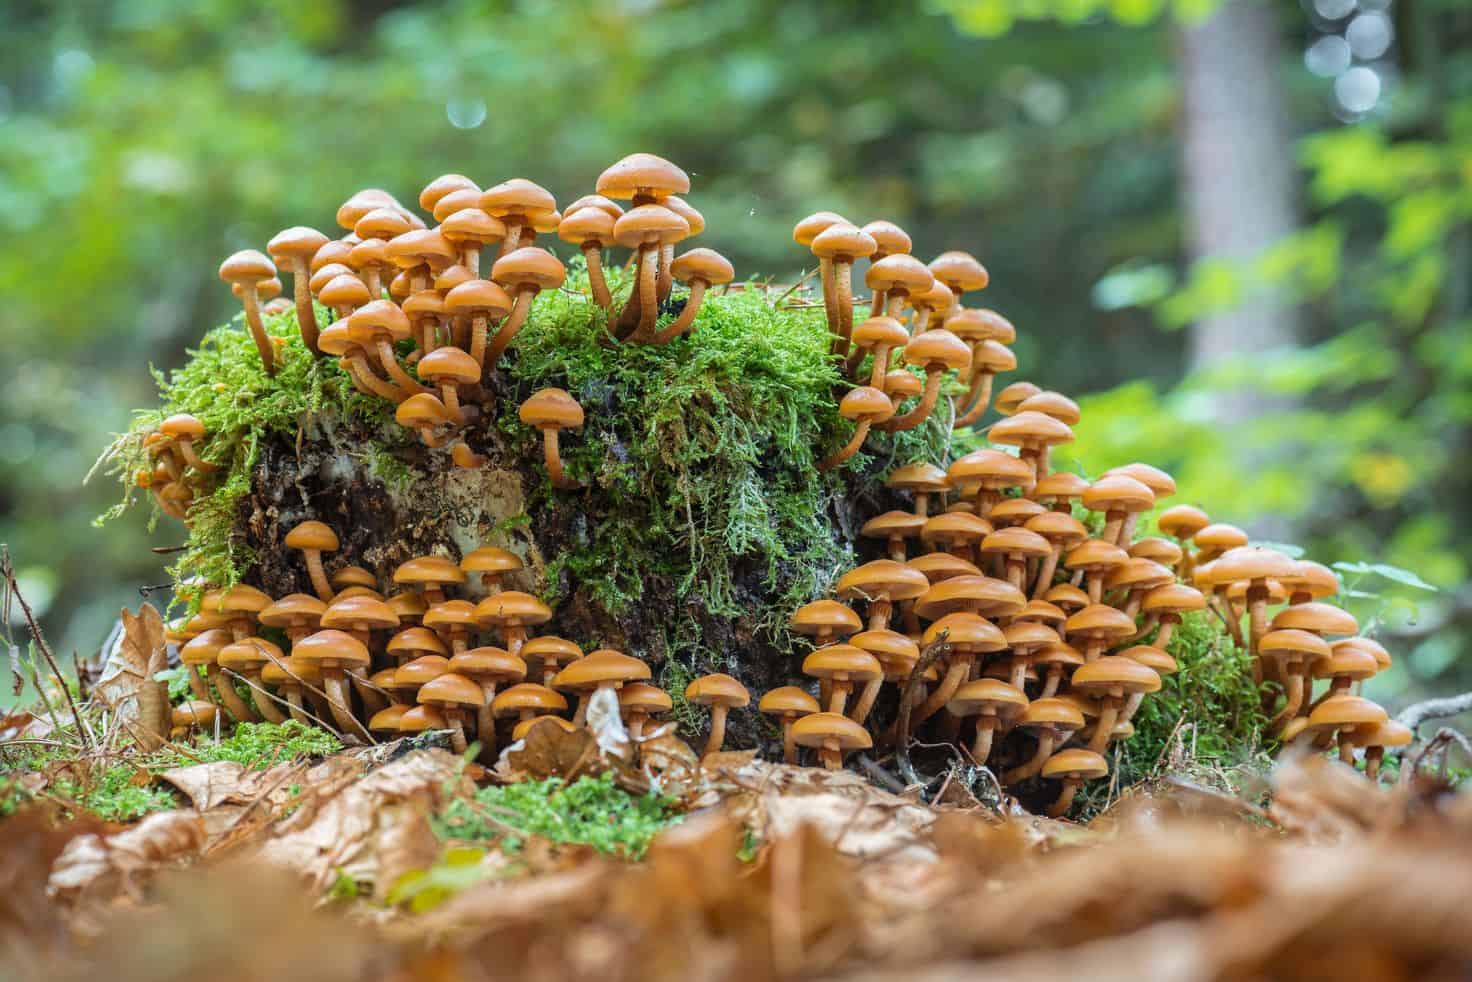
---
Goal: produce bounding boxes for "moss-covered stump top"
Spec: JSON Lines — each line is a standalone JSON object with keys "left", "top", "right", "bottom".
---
{"left": 101, "top": 266, "right": 951, "bottom": 744}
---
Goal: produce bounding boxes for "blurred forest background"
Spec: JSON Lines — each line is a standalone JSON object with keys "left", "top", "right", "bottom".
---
{"left": 1, "top": 0, "right": 1468, "bottom": 710}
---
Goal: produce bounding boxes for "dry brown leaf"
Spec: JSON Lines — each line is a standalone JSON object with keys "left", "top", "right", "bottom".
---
{"left": 94, "top": 605, "right": 169, "bottom": 750}
{"left": 158, "top": 760, "right": 303, "bottom": 811}
{"left": 47, "top": 810, "right": 206, "bottom": 906}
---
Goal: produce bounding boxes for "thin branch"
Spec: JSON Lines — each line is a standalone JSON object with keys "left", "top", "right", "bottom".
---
{"left": 1396, "top": 692, "right": 1472, "bottom": 731}
{"left": 2, "top": 548, "right": 91, "bottom": 747}
{"left": 895, "top": 632, "right": 950, "bottom": 794}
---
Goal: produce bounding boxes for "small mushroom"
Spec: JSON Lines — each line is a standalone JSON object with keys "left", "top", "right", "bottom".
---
{"left": 650, "top": 249, "right": 736, "bottom": 345}
{"left": 1063, "top": 602, "right": 1137, "bottom": 663}
{"left": 809, "top": 223, "right": 878, "bottom": 355}
{"left": 1002, "top": 697, "right": 1087, "bottom": 784}
{"left": 519, "top": 389, "right": 585, "bottom": 490}
{"left": 911, "top": 612, "right": 1008, "bottom": 726}
{"left": 683, "top": 673, "right": 751, "bottom": 756}
{"left": 219, "top": 250, "right": 280, "bottom": 373}
{"left": 491, "top": 682, "right": 569, "bottom": 734}
{"left": 759, "top": 687, "right": 821, "bottom": 763}
{"left": 416, "top": 672, "right": 484, "bottom": 754}
{"left": 348, "top": 300, "right": 429, "bottom": 396}
{"left": 612, "top": 204, "right": 690, "bottom": 342}
{"left": 479, "top": 178, "right": 559, "bottom": 256}
{"left": 883, "top": 330, "right": 971, "bottom": 431}
{"left": 789, "top": 600, "right": 863, "bottom": 648}
{"left": 947, "top": 678, "right": 1028, "bottom": 764}
{"left": 392, "top": 555, "right": 467, "bottom": 607}
{"left": 473, "top": 591, "right": 553, "bottom": 660}
{"left": 1024, "top": 511, "right": 1089, "bottom": 600}
{"left": 865, "top": 254, "right": 934, "bottom": 320}
{"left": 928, "top": 251, "right": 990, "bottom": 306}
{"left": 181, "top": 628, "right": 257, "bottom": 722}
{"left": 554, "top": 650, "right": 652, "bottom": 726}
{"left": 259, "top": 593, "right": 327, "bottom": 645}
{"left": 416, "top": 346, "right": 481, "bottom": 423}
{"left": 267, "top": 226, "right": 331, "bottom": 355}
{"left": 423, "top": 601, "right": 481, "bottom": 656}
{"left": 1071, "top": 656, "right": 1160, "bottom": 753}
{"left": 444, "top": 278, "right": 513, "bottom": 369}
{"left": 291, "top": 629, "right": 373, "bottom": 739}
{"left": 849, "top": 316, "right": 912, "bottom": 387}
{"left": 862, "top": 511, "right": 927, "bottom": 562}
{"left": 836, "top": 559, "right": 931, "bottom": 633}
{"left": 159, "top": 414, "right": 216, "bottom": 474}
{"left": 449, "top": 646, "right": 526, "bottom": 756}
{"left": 1352, "top": 720, "right": 1412, "bottom": 781}
{"left": 558, "top": 207, "right": 618, "bottom": 308}
{"left": 619, "top": 682, "right": 674, "bottom": 740}
{"left": 819, "top": 386, "right": 893, "bottom": 471}
{"left": 395, "top": 392, "right": 456, "bottom": 447}
{"left": 386, "top": 626, "right": 449, "bottom": 667}
{"left": 219, "top": 637, "right": 288, "bottom": 723}
{"left": 1042, "top": 748, "right": 1108, "bottom": 817}
{"left": 170, "top": 700, "right": 219, "bottom": 741}
{"left": 596, "top": 153, "right": 691, "bottom": 207}
{"left": 1259, "top": 629, "right": 1332, "bottom": 729}
{"left": 521, "top": 636, "right": 584, "bottom": 687}
{"left": 486, "top": 247, "right": 567, "bottom": 364}
{"left": 791, "top": 712, "right": 871, "bottom": 770}
{"left": 460, "top": 546, "right": 524, "bottom": 596}
{"left": 802, "top": 644, "right": 882, "bottom": 716}
{"left": 440, "top": 207, "right": 506, "bottom": 274}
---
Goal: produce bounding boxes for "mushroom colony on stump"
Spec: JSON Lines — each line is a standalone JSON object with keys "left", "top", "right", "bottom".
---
{"left": 132, "top": 153, "right": 1403, "bottom": 817}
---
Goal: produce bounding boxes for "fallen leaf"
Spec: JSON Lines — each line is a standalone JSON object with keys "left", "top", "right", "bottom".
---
{"left": 47, "top": 811, "right": 206, "bottom": 906}
{"left": 93, "top": 605, "right": 169, "bottom": 750}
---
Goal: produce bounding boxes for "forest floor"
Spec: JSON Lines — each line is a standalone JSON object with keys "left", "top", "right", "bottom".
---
{"left": 5, "top": 700, "right": 1472, "bottom": 982}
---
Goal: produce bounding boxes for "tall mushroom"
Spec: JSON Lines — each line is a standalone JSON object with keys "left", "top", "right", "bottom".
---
{"left": 444, "top": 278, "right": 512, "bottom": 370}
{"left": 650, "top": 249, "right": 736, "bottom": 345}
{"left": 659, "top": 196, "right": 705, "bottom": 302}
{"left": 836, "top": 560, "right": 931, "bottom": 633}
{"left": 809, "top": 223, "right": 878, "bottom": 355}
{"left": 1259, "top": 629, "right": 1332, "bottom": 729}
{"left": 558, "top": 207, "right": 618, "bottom": 308}
{"left": 348, "top": 300, "right": 428, "bottom": 396}
{"left": 219, "top": 250, "right": 280, "bottom": 374}
{"left": 883, "top": 329, "right": 971, "bottom": 431}
{"left": 865, "top": 254, "right": 934, "bottom": 321}
{"left": 1002, "top": 697, "right": 1086, "bottom": 784}
{"left": 292, "top": 629, "right": 373, "bottom": 739}
{"left": 519, "top": 388, "right": 584, "bottom": 490}
{"left": 818, "top": 386, "right": 893, "bottom": 471}
{"left": 555, "top": 650, "right": 652, "bottom": 726}
{"left": 479, "top": 178, "right": 559, "bottom": 257}
{"left": 849, "top": 316, "right": 912, "bottom": 386}
{"left": 449, "top": 646, "right": 526, "bottom": 757}
{"left": 989, "top": 410, "right": 1075, "bottom": 485}
{"left": 792, "top": 211, "right": 849, "bottom": 334}
{"left": 1071, "top": 656, "right": 1160, "bottom": 753}
{"left": 911, "top": 612, "right": 1008, "bottom": 726}
{"left": 683, "top": 673, "right": 751, "bottom": 757}
{"left": 486, "top": 247, "right": 567, "bottom": 364}
{"left": 612, "top": 205, "right": 690, "bottom": 342}
{"left": 849, "top": 628, "right": 920, "bottom": 724}
{"left": 802, "top": 644, "right": 882, "bottom": 716}
{"left": 219, "top": 637, "right": 288, "bottom": 723}
{"left": 1064, "top": 603, "right": 1136, "bottom": 662}
{"left": 267, "top": 226, "right": 331, "bottom": 356}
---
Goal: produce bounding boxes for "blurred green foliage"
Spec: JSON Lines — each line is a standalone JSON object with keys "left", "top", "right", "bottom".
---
{"left": 1, "top": 0, "right": 1469, "bottom": 711}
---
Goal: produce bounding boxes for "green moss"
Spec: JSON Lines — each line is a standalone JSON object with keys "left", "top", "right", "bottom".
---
{"left": 0, "top": 745, "right": 180, "bottom": 823}
{"left": 164, "top": 719, "right": 342, "bottom": 770}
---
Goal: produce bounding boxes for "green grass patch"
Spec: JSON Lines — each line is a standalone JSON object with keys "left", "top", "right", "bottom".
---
{"left": 164, "top": 719, "right": 342, "bottom": 770}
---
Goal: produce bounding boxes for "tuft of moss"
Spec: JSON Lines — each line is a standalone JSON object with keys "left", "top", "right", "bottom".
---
{"left": 165, "top": 719, "right": 342, "bottom": 770}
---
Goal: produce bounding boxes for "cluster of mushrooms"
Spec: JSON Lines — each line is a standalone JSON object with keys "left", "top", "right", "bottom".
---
{"left": 206, "top": 154, "right": 733, "bottom": 487}
{"left": 165, "top": 519, "right": 750, "bottom": 761}
{"left": 149, "top": 153, "right": 1407, "bottom": 813}
{"left": 751, "top": 426, "right": 1405, "bottom": 814}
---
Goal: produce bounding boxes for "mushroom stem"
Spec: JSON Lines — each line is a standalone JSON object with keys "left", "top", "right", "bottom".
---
{"left": 284, "top": 687, "right": 312, "bottom": 726}
{"left": 953, "top": 372, "right": 996, "bottom": 428}
{"left": 500, "top": 223, "right": 522, "bottom": 258}
{"left": 1046, "top": 778, "right": 1082, "bottom": 818}
{"left": 819, "top": 742, "right": 843, "bottom": 771}
{"left": 1271, "top": 672, "right": 1305, "bottom": 732}
{"left": 484, "top": 288, "right": 534, "bottom": 365}
{"left": 1003, "top": 731, "right": 1056, "bottom": 784}
{"left": 833, "top": 260, "right": 854, "bottom": 358}
{"left": 635, "top": 244, "right": 659, "bottom": 341}
{"left": 1116, "top": 513, "right": 1142, "bottom": 547}
{"left": 344, "top": 353, "right": 406, "bottom": 403}
{"left": 322, "top": 672, "right": 364, "bottom": 738}
{"left": 914, "top": 658, "right": 969, "bottom": 727}
{"left": 869, "top": 287, "right": 888, "bottom": 322}
{"left": 1365, "top": 746, "right": 1385, "bottom": 781}
{"left": 583, "top": 242, "right": 612, "bottom": 308}
{"left": 1041, "top": 665, "right": 1065, "bottom": 699}
{"left": 703, "top": 705, "right": 729, "bottom": 757}
{"left": 650, "top": 280, "right": 709, "bottom": 345}
{"left": 1088, "top": 699, "right": 1121, "bottom": 754}
{"left": 1033, "top": 547, "right": 1063, "bottom": 600}
{"left": 781, "top": 720, "right": 799, "bottom": 764}
{"left": 447, "top": 713, "right": 469, "bottom": 755}
{"left": 173, "top": 437, "right": 216, "bottom": 474}
{"left": 186, "top": 664, "right": 211, "bottom": 704}
{"left": 1154, "top": 616, "right": 1179, "bottom": 651}
{"left": 1337, "top": 733, "right": 1356, "bottom": 765}
{"left": 971, "top": 719, "right": 997, "bottom": 763}
{"left": 540, "top": 427, "right": 578, "bottom": 490}
{"left": 238, "top": 284, "right": 277, "bottom": 375}
{"left": 818, "top": 420, "right": 872, "bottom": 471}
{"left": 657, "top": 242, "right": 675, "bottom": 303}
{"left": 818, "top": 257, "right": 839, "bottom": 341}
{"left": 881, "top": 371, "right": 942, "bottom": 431}
{"left": 206, "top": 664, "right": 259, "bottom": 723}
{"left": 474, "top": 691, "right": 498, "bottom": 757}
{"left": 246, "top": 673, "right": 287, "bottom": 724}
{"left": 375, "top": 340, "right": 429, "bottom": 396}
{"left": 286, "top": 259, "right": 322, "bottom": 355}
{"left": 826, "top": 681, "right": 852, "bottom": 716}
{"left": 853, "top": 341, "right": 896, "bottom": 385}
{"left": 1247, "top": 586, "right": 1270, "bottom": 658}
{"left": 469, "top": 314, "right": 493, "bottom": 368}
{"left": 1100, "top": 512, "right": 1124, "bottom": 546}
{"left": 299, "top": 546, "right": 333, "bottom": 603}
{"left": 851, "top": 678, "right": 884, "bottom": 725}
{"left": 350, "top": 669, "right": 387, "bottom": 716}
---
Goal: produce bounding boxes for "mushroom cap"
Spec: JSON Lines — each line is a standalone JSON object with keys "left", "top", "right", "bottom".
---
{"left": 180, "top": 628, "right": 232, "bottom": 665}
{"left": 480, "top": 177, "right": 558, "bottom": 217}
{"left": 619, "top": 682, "right": 674, "bottom": 716}
{"left": 386, "top": 228, "right": 458, "bottom": 270}
{"left": 1312, "top": 647, "right": 1380, "bottom": 682}
{"left": 929, "top": 251, "right": 990, "bottom": 293}
{"left": 474, "top": 591, "right": 553, "bottom": 627}
{"left": 1259, "top": 629, "right": 1333, "bottom": 662}
{"left": 1308, "top": 694, "right": 1388, "bottom": 731}
{"left": 521, "top": 636, "right": 584, "bottom": 668}
{"left": 450, "top": 647, "right": 527, "bottom": 683}
{"left": 1071, "top": 656, "right": 1161, "bottom": 696}
{"left": 837, "top": 386, "right": 894, "bottom": 423}
{"left": 321, "top": 595, "right": 399, "bottom": 631}
{"left": 160, "top": 413, "right": 208, "bottom": 441}
{"left": 597, "top": 153, "right": 690, "bottom": 200}
{"left": 558, "top": 206, "right": 617, "bottom": 245}
{"left": 422, "top": 600, "right": 480, "bottom": 632}
{"left": 1065, "top": 603, "right": 1138, "bottom": 641}
{"left": 1033, "top": 471, "right": 1091, "bottom": 502}
{"left": 1141, "top": 583, "right": 1207, "bottom": 616}
{"left": 219, "top": 249, "right": 276, "bottom": 284}
{"left": 1019, "top": 697, "right": 1087, "bottom": 731}
{"left": 555, "top": 650, "right": 652, "bottom": 690}
{"left": 852, "top": 316, "right": 912, "bottom": 352}
{"left": 268, "top": 226, "right": 331, "bottom": 265}
{"left": 204, "top": 584, "right": 273, "bottom": 617}
{"left": 810, "top": 222, "right": 877, "bottom": 261}
{"left": 440, "top": 207, "right": 506, "bottom": 246}
{"left": 971, "top": 339, "right": 1018, "bottom": 373}
{"left": 1157, "top": 504, "right": 1212, "bottom": 540}
{"left": 911, "top": 281, "right": 956, "bottom": 314}
{"left": 836, "top": 560, "right": 930, "bottom": 604}
{"left": 417, "top": 346, "right": 481, "bottom": 385}
{"left": 398, "top": 704, "right": 450, "bottom": 733}
{"left": 433, "top": 191, "right": 485, "bottom": 225}
{"left": 335, "top": 189, "right": 400, "bottom": 231}
{"left": 990, "top": 381, "right": 1040, "bottom": 415}
{"left": 491, "top": 682, "right": 568, "bottom": 717}
{"left": 1042, "top": 748, "right": 1109, "bottom": 781}
{"left": 396, "top": 655, "right": 451, "bottom": 687}
{"left": 792, "top": 211, "right": 849, "bottom": 246}
{"left": 1334, "top": 636, "right": 1392, "bottom": 670}
{"left": 682, "top": 672, "right": 751, "bottom": 708}
{"left": 1194, "top": 523, "right": 1250, "bottom": 552}
{"left": 394, "top": 555, "right": 469, "bottom": 588}
{"left": 884, "top": 370, "right": 925, "bottom": 399}
{"left": 347, "top": 237, "right": 391, "bottom": 273}
{"left": 1016, "top": 390, "right": 1081, "bottom": 426}
{"left": 387, "top": 626, "right": 450, "bottom": 658}
{"left": 1105, "top": 462, "right": 1176, "bottom": 499}
{"left": 1025, "top": 511, "right": 1089, "bottom": 547}
{"left": 886, "top": 461, "right": 949, "bottom": 494}
{"left": 802, "top": 644, "right": 883, "bottom": 683}
{"left": 759, "top": 686, "right": 821, "bottom": 718}
{"left": 219, "top": 636, "right": 284, "bottom": 671}
{"left": 356, "top": 206, "right": 414, "bottom": 242}
{"left": 1104, "top": 558, "right": 1175, "bottom": 593}
{"left": 901, "top": 329, "right": 972, "bottom": 373}
{"left": 948, "top": 678, "right": 1028, "bottom": 718}
{"left": 332, "top": 566, "right": 378, "bottom": 591}
{"left": 1270, "top": 601, "right": 1359, "bottom": 636}
{"left": 1129, "top": 537, "right": 1185, "bottom": 567}
{"left": 916, "top": 575, "right": 1026, "bottom": 621}
{"left": 1016, "top": 600, "right": 1068, "bottom": 627}
{"left": 861, "top": 220, "right": 911, "bottom": 255}
{"left": 388, "top": 591, "right": 429, "bottom": 621}
{"left": 309, "top": 262, "right": 355, "bottom": 293}
{"left": 490, "top": 246, "right": 567, "bottom": 291}
{"left": 259, "top": 593, "right": 328, "bottom": 630}
{"left": 1081, "top": 480, "right": 1156, "bottom": 522}
{"left": 865, "top": 253, "right": 934, "bottom": 295}
{"left": 920, "top": 612, "right": 1007, "bottom": 650}
{"left": 293, "top": 629, "right": 371, "bottom": 669}
{"left": 1064, "top": 539, "right": 1129, "bottom": 572}
{"left": 348, "top": 299, "right": 413, "bottom": 344}
{"left": 907, "top": 553, "right": 982, "bottom": 583}
{"left": 669, "top": 247, "right": 735, "bottom": 286}
{"left": 317, "top": 320, "right": 352, "bottom": 356}
{"left": 419, "top": 173, "right": 479, "bottom": 211}
{"left": 1117, "top": 645, "right": 1178, "bottom": 675}
{"left": 1003, "top": 620, "right": 1060, "bottom": 652}
{"left": 319, "top": 273, "right": 372, "bottom": 310}
{"left": 863, "top": 510, "right": 927, "bottom": 543}
{"left": 1033, "top": 641, "right": 1085, "bottom": 669}
{"left": 515, "top": 716, "right": 580, "bottom": 741}
{"left": 172, "top": 700, "right": 219, "bottom": 728}
{"left": 420, "top": 668, "right": 488, "bottom": 706}
{"left": 1045, "top": 583, "right": 1091, "bottom": 613}
{"left": 987, "top": 498, "right": 1047, "bottom": 527}
{"left": 312, "top": 239, "right": 355, "bottom": 274}
{"left": 850, "top": 628, "right": 921, "bottom": 673}
{"left": 1351, "top": 720, "right": 1413, "bottom": 749}
{"left": 519, "top": 388, "right": 585, "bottom": 429}
{"left": 612, "top": 203, "right": 690, "bottom": 248}
{"left": 946, "top": 308, "right": 1014, "bottom": 344}
{"left": 567, "top": 194, "right": 625, "bottom": 219}
{"left": 1280, "top": 560, "right": 1339, "bottom": 600}
{"left": 437, "top": 261, "right": 475, "bottom": 291}
{"left": 947, "top": 448, "right": 1033, "bottom": 488}
{"left": 1210, "top": 546, "right": 1301, "bottom": 585}
{"left": 981, "top": 526, "right": 1052, "bottom": 559}
{"left": 921, "top": 512, "right": 993, "bottom": 549}
{"left": 460, "top": 546, "right": 523, "bottom": 579}
{"left": 790, "top": 599, "right": 863, "bottom": 638}
{"left": 445, "top": 278, "right": 513, "bottom": 317}
{"left": 369, "top": 704, "right": 410, "bottom": 733}
{"left": 791, "top": 712, "right": 872, "bottom": 751}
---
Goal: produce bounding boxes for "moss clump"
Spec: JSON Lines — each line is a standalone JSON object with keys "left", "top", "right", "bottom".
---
{"left": 0, "top": 744, "right": 180, "bottom": 823}
{"left": 165, "top": 719, "right": 343, "bottom": 770}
